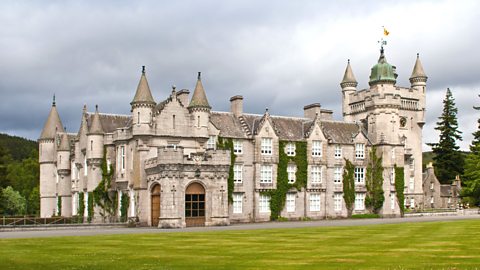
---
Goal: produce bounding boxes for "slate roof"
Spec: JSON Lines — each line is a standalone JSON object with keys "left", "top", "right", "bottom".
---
{"left": 39, "top": 104, "right": 65, "bottom": 140}
{"left": 321, "top": 121, "right": 363, "bottom": 144}
{"left": 210, "top": 112, "right": 248, "bottom": 138}
{"left": 86, "top": 113, "right": 131, "bottom": 133}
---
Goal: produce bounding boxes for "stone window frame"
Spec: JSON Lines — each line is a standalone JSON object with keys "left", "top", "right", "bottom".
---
{"left": 233, "top": 164, "right": 243, "bottom": 184}
{"left": 260, "top": 164, "right": 273, "bottom": 183}
{"left": 259, "top": 194, "right": 271, "bottom": 213}
{"left": 311, "top": 140, "right": 322, "bottom": 157}
{"left": 311, "top": 165, "right": 322, "bottom": 184}
{"left": 207, "top": 136, "right": 216, "bottom": 150}
{"left": 285, "top": 142, "right": 296, "bottom": 156}
{"left": 287, "top": 163, "right": 296, "bottom": 184}
{"left": 334, "top": 144, "right": 342, "bottom": 159}
{"left": 334, "top": 193, "right": 342, "bottom": 211}
{"left": 286, "top": 193, "right": 296, "bottom": 212}
{"left": 355, "top": 143, "right": 365, "bottom": 159}
{"left": 233, "top": 193, "right": 243, "bottom": 214}
{"left": 354, "top": 167, "right": 365, "bottom": 184}
{"left": 261, "top": 138, "right": 273, "bottom": 155}
{"left": 355, "top": 192, "right": 365, "bottom": 210}
{"left": 233, "top": 139, "right": 243, "bottom": 155}
{"left": 309, "top": 193, "right": 321, "bottom": 212}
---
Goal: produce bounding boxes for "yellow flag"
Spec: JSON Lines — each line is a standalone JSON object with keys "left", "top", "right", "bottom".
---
{"left": 384, "top": 27, "right": 390, "bottom": 36}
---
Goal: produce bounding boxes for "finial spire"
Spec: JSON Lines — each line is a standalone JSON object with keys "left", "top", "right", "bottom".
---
{"left": 142, "top": 65, "right": 145, "bottom": 74}
{"left": 52, "top": 94, "right": 56, "bottom": 106}
{"left": 198, "top": 71, "right": 201, "bottom": 80}
{"left": 95, "top": 104, "right": 98, "bottom": 112}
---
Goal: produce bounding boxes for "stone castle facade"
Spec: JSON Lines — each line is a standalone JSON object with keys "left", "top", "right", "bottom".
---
{"left": 39, "top": 48, "right": 428, "bottom": 227}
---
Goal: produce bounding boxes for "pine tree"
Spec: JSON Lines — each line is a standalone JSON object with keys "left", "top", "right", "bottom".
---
{"left": 462, "top": 95, "right": 480, "bottom": 205}
{"left": 427, "top": 88, "right": 464, "bottom": 184}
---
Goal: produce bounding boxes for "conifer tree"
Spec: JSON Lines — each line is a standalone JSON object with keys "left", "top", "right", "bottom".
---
{"left": 365, "top": 147, "right": 384, "bottom": 214}
{"left": 427, "top": 88, "right": 464, "bottom": 184}
{"left": 463, "top": 95, "right": 480, "bottom": 205}
{"left": 342, "top": 159, "right": 355, "bottom": 217}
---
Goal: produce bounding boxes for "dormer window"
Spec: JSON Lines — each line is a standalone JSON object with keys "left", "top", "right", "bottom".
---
{"left": 334, "top": 144, "right": 342, "bottom": 159}
{"left": 261, "top": 138, "right": 272, "bottom": 155}
{"left": 286, "top": 142, "right": 296, "bottom": 156}
{"left": 287, "top": 164, "right": 296, "bottom": 184}
{"left": 233, "top": 140, "right": 243, "bottom": 155}
{"left": 312, "top": 140, "right": 322, "bottom": 157}
{"left": 355, "top": 143, "right": 365, "bottom": 159}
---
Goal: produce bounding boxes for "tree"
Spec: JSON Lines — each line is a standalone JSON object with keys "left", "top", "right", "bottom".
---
{"left": 427, "top": 88, "right": 464, "bottom": 184}
{"left": 394, "top": 165, "right": 405, "bottom": 217}
{"left": 0, "top": 186, "right": 26, "bottom": 216}
{"left": 0, "top": 145, "right": 13, "bottom": 189}
{"left": 462, "top": 95, "right": 480, "bottom": 205}
{"left": 93, "top": 149, "right": 117, "bottom": 220}
{"left": 365, "top": 147, "right": 384, "bottom": 214}
{"left": 342, "top": 159, "right": 355, "bottom": 217}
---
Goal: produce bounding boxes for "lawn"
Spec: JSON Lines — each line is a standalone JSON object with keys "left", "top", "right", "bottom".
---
{"left": 1, "top": 220, "right": 480, "bottom": 269}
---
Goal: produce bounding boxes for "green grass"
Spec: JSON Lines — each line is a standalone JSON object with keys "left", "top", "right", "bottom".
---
{"left": 1, "top": 220, "right": 480, "bottom": 269}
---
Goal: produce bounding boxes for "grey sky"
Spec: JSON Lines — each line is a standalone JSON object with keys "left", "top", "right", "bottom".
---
{"left": 1, "top": 0, "right": 479, "bottom": 150}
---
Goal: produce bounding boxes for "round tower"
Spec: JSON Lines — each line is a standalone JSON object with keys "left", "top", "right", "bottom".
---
{"left": 39, "top": 96, "right": 65, "bottom": 217}
{"left": 57, "top": 133, "right": 72, "bottom": 217}
{"left": 340, "top": 59, "right": 358, "bottom": 121}
{"left": 86, "top": 105, "right": 104, "bottom": 192}
{"left": 131, "top": 66, "right": 155, "bottom": 136}
{"left": 188, "top": 72, "right": 211, "bottom": 145}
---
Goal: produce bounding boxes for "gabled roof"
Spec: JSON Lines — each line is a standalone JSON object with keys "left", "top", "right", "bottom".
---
{"left": 321, "top": 121, "right": 363, "bottom": 144}
{"left": 131, "top": 66, "right": 155, "bottom": 105}
{"left": 210, "top": 111, "right": 248, "bottom": 138}
{"left": 238, "top": 113, "right": 313, "bottom": 141}
{"left": 188, "top": 72, "right": 211, "bottom": 109}
{"left": 39, "top": 100, "right": 65, "bottom": 140}
{"left": 86, "top": 112, "right": 131, "bottom": 133}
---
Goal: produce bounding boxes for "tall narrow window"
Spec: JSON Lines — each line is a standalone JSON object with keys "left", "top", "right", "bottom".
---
{"left": 287, "top": 164, "right": 296, "bottom": 184}
{"left": 334, "top": 144, "right": 342, "bottom": 159}
{"left": 355, "top": 143, "right": 365, "bottom": 159}
{"left": 84, "top": 156, "right": 88, "bottom": 176}
{"left": 391, "top": 193, "right": 396, "bottom": 210}
{"left": 354, "top": 167, "right": 365, "bottom": 184}
{"left": 233, "top": 193, "right": 243, "bottom": 214}
{"left": 197, "top": 116, "right": 200, "bottom": 127}
{"left": 234, "top": 164, "right": 243, "bottom": 183}
{"left": 261, "top": 138, "right": 273, "bottom": 155}
{"left": 309, "top": 194, "right": 321, "bottom": 212}
{"left": 106, "top": 159, "right": 111, "bottom": 173}
{"left": 334, "top": 166, "right": 342, "bottom": 183}
{"left": 312, "top": 140, "right": 322, "bottom": 157}
{"left": 311, "top": 165, "right": 322, "bottom": 184}
{"left": 409, "top": 158, "right": 415, "bottom": 171}
{"left": 260, "top": 165, "right": 273, "bottom": 183}
{"left": 207, "top": 136, "right": 216, "bottom": 150}
{"left": 355, "top": 193, "right": 365, "bottom": 210}
{"left": 390, "top": 168, "right": 395, "bottom": 184}
{"left": 286, "top": 193, "right": 296, "bottom": 212}
{"left": 173, "top": 115, "right": 176, "bottom": 129}
{"left": 90, "top": 140, "right": 93, "bottom": 151}
{"left": 137, "top": 112, "right": 140, "bottom": 124}
{"left": 286, "top": 142, "right": 296, "bottom": 156}
{"left": 259, "top": 194, "right": 271, "bottom": 213}
{"left": 120, "top": 146, "right": 125, "bottom": 171}
{"left": 409, "top": 177, "right": 415, "bottom": 191}
{"left": 334, "top": 193, "right": 342, "bottom": 211}
{"left": 233, "top": 140, "right": 243, "bottom": 155}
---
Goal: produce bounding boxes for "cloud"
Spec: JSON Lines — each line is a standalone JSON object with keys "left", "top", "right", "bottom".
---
{"left": 0, "top": 0, "right": 479, "bottom": 152}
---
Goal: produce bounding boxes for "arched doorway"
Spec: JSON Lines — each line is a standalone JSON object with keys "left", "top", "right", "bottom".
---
{"left": 151, "top": 184, "right": 161, "bottom": 227}
{"left": 185, "top": 182, "right": 205, "bottom": 227}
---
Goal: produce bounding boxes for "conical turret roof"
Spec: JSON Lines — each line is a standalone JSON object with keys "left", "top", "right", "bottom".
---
{"left": 39, "top": 96, "right": 65, "bottom": 140}
{"left": 88, "top": 105, "right": 104, "bottom": 135}
{"left": 410, "top": 53, "right": 427, "bottom": 79}
{"left": 58, "top": 133, "right": 71, "bottom": 151}
{"left": 340, "top": 60, "right": 358, "bottom": 87}
{"left": 131, "top": 66, "right": 155, "bottom": 105}
{"left": 188, "top": 72, "right": 211, "bottom": 109}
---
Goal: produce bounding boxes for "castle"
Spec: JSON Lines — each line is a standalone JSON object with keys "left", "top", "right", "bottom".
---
{"left": 39, "top": 48, "right": 428, "bottom": 227}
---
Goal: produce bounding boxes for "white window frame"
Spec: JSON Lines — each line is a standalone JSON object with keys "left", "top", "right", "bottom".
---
{"left": 309, "top": 194, "right": 321, "bottom": 212}
{"left": 260, "top": 165, "right": 273, "bottom": 183}
{"left": 312, "top": 140, "right": 322, "bottom": 157}
{"left": 334, "top": 144, "right": 342, "bottom": 159}
{"left": 355, "top": 143, "right": 365, "bottom": 159}
{"left": 286, "top": 193, "right": 296, "bottom": 212}
{"left": 354, "top": 167, "right": 365, "bottom": 184}
{"left": 430, "top": 182, "right": 434, "bottom": 190}
{"left": 430, "top": 196, "right": 434, "bottom": 204}
{"left": 390, "top": 193, "right": 396, "bottom": 210}
{"left": 334, "top": 193, "right": 342, "bottom": 211}
{"left": 409, "top": 177, "right": 415, "bottom": 191}
{"left": 207, "top": 136, "right": 216, "bottom": 150}
{"left": 286, "top": 142, "right": 296, "bottom": 156}
{"left": 410, "top": 198, "right": 415, "bottom": 208}
{"left": 233, "top": 193, "right": 243, "bottom": 214}
{"left": 409, "top": 158, "right": 415, "bottom": 171}
{"left": 120, "top": 146, "right": 125, "bottom": 171}
{"left": 261, "top": 138, "right": 273, "bottom": 155}
{"left": 311, "top": 165, "right": 322, "bottom": 184}
{"left": 390, "top": 167, "right": 395, "bottom": 184}
{"left": 106, "top": 159, "right": 111, "bottom": 173}
{"left": 355, "top": 193, "right": 365, "bottom": 210}
{"left": 84, "top": 156, "right": 88, "bottom": 176}
{"left": 334, "top": 166, "right": 342, "bottom": 184}
{"left": 287, "top": 164, "right": 296, "bottom": 184}
{"left": 234, "top": 164, "right": 243, "bottom": 184}
{"left": 259, "top": 194, "right": 271, "bottom": 213}
{"left": 233, "top": 139, "right": 243, "bottom": 155}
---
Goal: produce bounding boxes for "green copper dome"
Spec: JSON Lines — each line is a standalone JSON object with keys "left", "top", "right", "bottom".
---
{"left": 369, "top": 48, "right": 396, "bottom": 86}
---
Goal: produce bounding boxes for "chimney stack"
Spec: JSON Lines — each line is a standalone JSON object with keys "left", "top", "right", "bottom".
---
{"left": 230, "top": 95, "right": 243, "bottom": 117}
{"left": 304, "top": 103, "right": 321, "bottom": 119}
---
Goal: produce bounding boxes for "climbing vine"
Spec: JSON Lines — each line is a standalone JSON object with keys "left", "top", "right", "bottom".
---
{"left": 120, "top": 193, "right": 129, "bottom": 222}
{"left": 365, "top": 146, "right": 385, "bottom": 214}
{"left": 87, "top": 192, "right": 94, "bottom": 223}
{"left": 217, "top": 137, "right": 235, "bottom": 203}
{"left": 394, "top": 165, "right": 405, "bottom": 217}
{"left": 93, "top": 147, "right": 117, "bottom": 219}
{"left": 57, "top": 196, "right": 62, "bottom": 216}
{"left": 343, "top": 159, "right": 355, "bottom": 217}
{"left": 78, "top": 192, "right": 85, "bottom": 219}
{"left": 264, "top": 141, "right": 307, "bottom": 220}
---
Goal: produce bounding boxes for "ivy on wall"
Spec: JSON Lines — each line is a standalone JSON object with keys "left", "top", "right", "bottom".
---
{"left": 93, "top": 147, "right": 117, "bottom": 219}
{"left": 78, "top": 192, "right": 85, "bottom": 220}
{"left": 120, "top": 193, "right": 129, "bottom": 222}
{"left": 264, "top": 141, "right": 307, "bottom": 220}
{"left": 217, "top": 137, "right": 235, "bottom": 203}
{"left": 342, "top": 159, "right": 355, "bottom": 217}
{"left": 394, "top": 165, "right": 405, "bottom": 217}
{"left": 87, "top": 192, "right": 94, "bottom": 223}
{"left": 365, "top": 146, "right": 385, "bottom": 214}
{"left": 57, "top": 196, "right": 62, "bottom": 216}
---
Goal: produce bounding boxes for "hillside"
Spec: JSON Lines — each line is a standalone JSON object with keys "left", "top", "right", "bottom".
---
{"left": 0, "top": 133, "right": 38, "bottom": 161}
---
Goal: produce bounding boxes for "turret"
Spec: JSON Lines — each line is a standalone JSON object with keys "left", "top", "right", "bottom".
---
{"left": 188, "top": 72, "right": 211, "bottom": 140}
{"left": 340, "top": 59, "right": 358, "bottom": 118}
{"left": 409, "top": 53, "right": 428, "bottom": 88}
{"left": 39, "top": 95, "right": 65, "bottom": 217}
{"left": 131, "top": 66, "right": 155, "bottom": 135}
{"left": 76, "top": 105, "right": 88, "bottom": 193}
{"left": 369, "top": 47, "right": 396, "bottom": 86}
{"left": 86, "top": 105, "right": 104, "bottom": 192}
{"left": 57, "top": 133, "right": 72, "bottom": 216}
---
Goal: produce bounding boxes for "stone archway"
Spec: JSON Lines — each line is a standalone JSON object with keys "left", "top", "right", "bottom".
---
{"left": 185, "top": 182, "right": 205, "bottom": 227}
{"left": 151, "top": 184, "right": 161, "bottom": 227}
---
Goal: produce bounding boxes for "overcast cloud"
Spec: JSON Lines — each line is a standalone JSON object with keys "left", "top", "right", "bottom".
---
{"left": 1, "top": 0, "right": 479, "bottom": 151}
